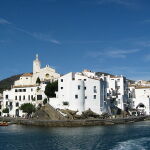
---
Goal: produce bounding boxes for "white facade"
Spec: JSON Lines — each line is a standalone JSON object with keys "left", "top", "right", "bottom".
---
{"left": 49, "top": 70, "right": 129, "bottom": 115}
{"left": 3, "top": 84, "right": 47, "bottom": 117}
{"left": 2, "top": 54, "right": 60, "bottom": 117}
{"left": 129, "top": 86, "right": 150, "bottom": 115}
{"left": 105, "top": 75, "right": 128, "bottom": 111}
{"left": 50, "top": 72, "right": 108, "bottom": 115}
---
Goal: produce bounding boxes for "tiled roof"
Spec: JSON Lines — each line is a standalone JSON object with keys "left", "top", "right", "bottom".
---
{"left": 135, "top": 86, "right": 150, "bottom": 89}
{"left": 13, "top": 85, "right": 36, "bottom": 88}
{"left": 21, "top": 73, "right": 33, "bottom": 77}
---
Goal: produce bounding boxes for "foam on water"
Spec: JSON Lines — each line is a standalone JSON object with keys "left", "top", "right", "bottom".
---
{"left": 111, "top": 137, "right": 150, "bottom": 150}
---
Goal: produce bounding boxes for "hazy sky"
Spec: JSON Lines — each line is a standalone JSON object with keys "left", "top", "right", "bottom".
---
{"left": 0, "top": 0, "right": 150, "bottom": 80}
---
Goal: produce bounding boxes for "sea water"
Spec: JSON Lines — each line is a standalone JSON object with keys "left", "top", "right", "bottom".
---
{"left": 1, "top": 121, "right": 150, "bottom": 150}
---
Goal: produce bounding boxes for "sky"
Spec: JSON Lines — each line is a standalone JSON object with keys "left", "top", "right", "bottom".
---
{"left": 0, "top": 0, "right": 150, "bottom": 80}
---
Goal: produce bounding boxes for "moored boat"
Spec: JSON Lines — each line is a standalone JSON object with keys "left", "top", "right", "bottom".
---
{"left": 0, "top": 122, "right": 8, "bottom": 126}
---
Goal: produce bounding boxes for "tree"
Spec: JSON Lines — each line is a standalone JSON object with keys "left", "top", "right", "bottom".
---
{"left": 43, "top": 98, "right": 48, "bottom": 105}
{"left": 36, "top": 77, "right": 41, "bottom": 85}
{"left": 20, "top": 103, "right": 36, "bottom": 117}
{"left": 2, "top": 108, "right": 9, "bottom": 113}
{"left": 44, "top": 81, "right": 58, "bottom": 99}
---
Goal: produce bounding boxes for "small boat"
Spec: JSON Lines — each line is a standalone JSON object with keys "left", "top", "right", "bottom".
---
{"left": 0, "top": 122, "right": 8, "bottom": 126}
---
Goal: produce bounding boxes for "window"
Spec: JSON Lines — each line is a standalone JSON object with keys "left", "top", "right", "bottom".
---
{"left": 78, "top": 85, "right": 80, "bottom": 90}
{"left": 37, "top": 95, "right": 42, "bottom": 100}
{"left": 85, "top": 96, "right": 87, "bottom": 99}
{"left": 46, "top": 74, "right": 50, "bottom": 78}
{"left": 61, "top": 87, "right": 63, "bottom": 89}
{"left": 15, "top": 89, "right": 18, "bottom": 92}
{"left": 16, "top": 102, "right": 19, "bottom": 107}
{"left": 94, "top": 95, "right": 96, "bottom": 99}
{"left": 75, "top": 95, "right": 78, "bottom": 99}
{"left": 19, "top": 89, "right": 22, "bottom": 92}
{"left": 19, "top": 96, "right": 21, "bottom": 101}
{"left": 28, "top": 95, "right": 30, "bottom": 100}
{"left": 94, "top": 86, "right": 97, "bottom": 93}
{"left": 31, "top": 95, "right": 34, "bottom": 100}
{"left": 6, "top": 102, "right": 8, "bottom": 106}
{"left": 84, "top": 87, "right": 86, "bottom": 90}
{"left": 31, "top": 88, "right": 33, "bottom": 92}
{"left": 63, "top": 101, "right": 69, "bottom": 105}
{"left": 23, "top": 89, "right": 26, "bottom": 92}
{"left": 23, "top": 96, "right": 25, "bottom": 100}
{"left": 61, "top": 79, "right": 63, "bottom": 82}
{"left": 84, "top": 79, "right": 87, "bottom": 81}
{"left": 10, "top": 102, "right": 12, "bottom": 106}
{"left": 5, "top": 95, "right": 8, "bottom": 99}
{"left": 15, "top": 96, "right": 17, "bottom": 100}
{"left": 26, "top": 78, "right": 28, "bottom": 79}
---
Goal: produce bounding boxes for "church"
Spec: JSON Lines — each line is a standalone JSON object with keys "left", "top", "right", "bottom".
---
{"left": 14, "top": 54, "right": 60, "bottom": 86}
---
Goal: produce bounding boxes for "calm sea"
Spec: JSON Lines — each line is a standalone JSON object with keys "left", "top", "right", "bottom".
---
{"left": 1, "top": 121, "right": 150, "bottom": 150}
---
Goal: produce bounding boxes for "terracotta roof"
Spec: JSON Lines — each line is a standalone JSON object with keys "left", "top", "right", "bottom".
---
{"left": 110, "top": 75, "right": 123, "bottom": 78}
{"left": 128, "top": 84, "right": 136, "bottom": 87}
{"left": 135, "top": 86, "right": 150, "bottom": 89}
{"left": 21, "top": 73, "right": 33, "bottom": 77}
{"left": 13, "top": 85, "right": 36, "bottom": 88}
{"left": 83, "top": 69, "right": 92, "bottom": 72}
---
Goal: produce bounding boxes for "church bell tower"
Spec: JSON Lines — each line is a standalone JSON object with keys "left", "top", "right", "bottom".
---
{"left": 33, "top": 54, "right": 41, "bottom": 74}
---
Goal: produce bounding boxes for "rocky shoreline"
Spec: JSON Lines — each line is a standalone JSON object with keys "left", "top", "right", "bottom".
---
{"left": 0, "top": 116, "right": 149, "bottom": 127}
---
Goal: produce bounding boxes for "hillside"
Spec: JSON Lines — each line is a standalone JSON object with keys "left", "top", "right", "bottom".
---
{"left": 0, "top": 74, "right": 23, "bottom": 93}
{"left": 96, "top": 72, "right": 113, "bottom": 76}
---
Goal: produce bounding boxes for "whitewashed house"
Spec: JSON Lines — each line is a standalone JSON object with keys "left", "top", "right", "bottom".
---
{"left": 50, "top": 70, "right": 129, "bottom": 115}
{"left": 50, "top": 71, "right": 110, "bottom": 115}
{"left": 129, "top": 85, "right": 150, "bottom": 115}
{"left": 105, "top": 75, "right": 129, "bottom": 111}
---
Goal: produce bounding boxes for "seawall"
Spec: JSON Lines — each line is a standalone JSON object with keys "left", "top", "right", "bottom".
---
{"left": 0, "top": 116, "right": 149, "bottom": 127}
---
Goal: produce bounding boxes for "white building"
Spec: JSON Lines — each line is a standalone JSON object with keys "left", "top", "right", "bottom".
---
{"left": 15, "top": 54, "right": 60, "bottom": 86}
{"left": 129, "top": 85, "right": 150, "bottom": 115}
{"left": 105, "top": 75, "right": 129, "bottom": 111}
{"left": 1, "top": 55, "right": 130, "bottom": 117}
{"left": 50, "top": 71, "right": 110, "bottom": 115}
{"left": 2, "top": 55, "right": 60, "bottom": 117}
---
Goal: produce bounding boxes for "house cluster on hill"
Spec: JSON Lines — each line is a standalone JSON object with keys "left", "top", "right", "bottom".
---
{"left": 0, "top": 55, "right": 150, "bottom": 117}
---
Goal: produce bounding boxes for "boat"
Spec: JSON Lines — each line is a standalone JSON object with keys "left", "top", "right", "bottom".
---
{"left": 0, "top": 122, "right": 8, "bottom": 126}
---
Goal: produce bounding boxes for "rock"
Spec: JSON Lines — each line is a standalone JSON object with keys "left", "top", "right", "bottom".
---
{"left": 81, "top": 109, "right": 100, "bottom": 119}
{"left": 59, "top": 109, "right": 78, "bottom": 120}
{"left": 33, "top": 104, "right": 66, "bottom": 120}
